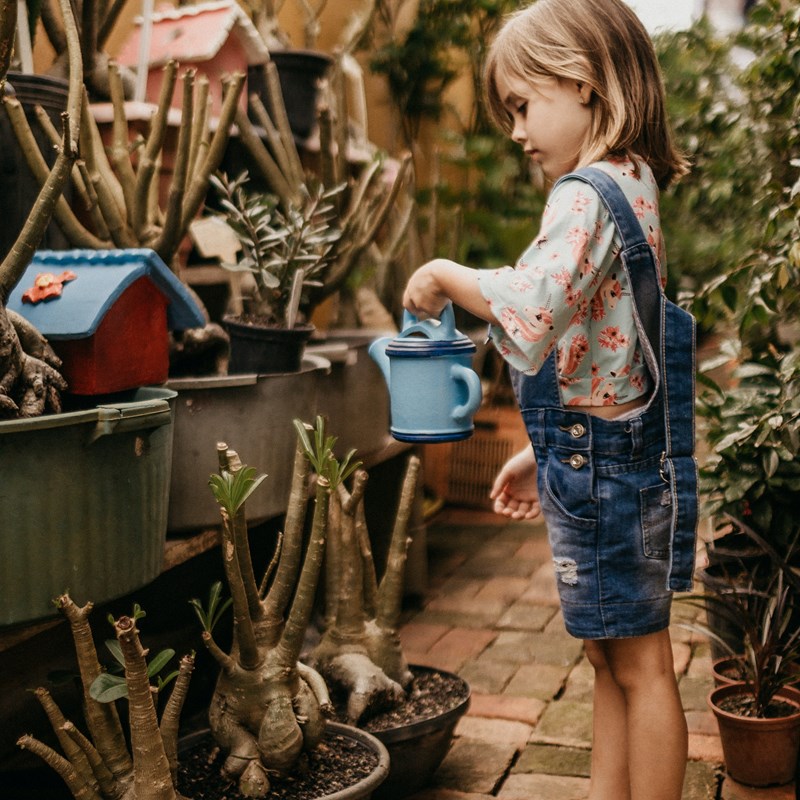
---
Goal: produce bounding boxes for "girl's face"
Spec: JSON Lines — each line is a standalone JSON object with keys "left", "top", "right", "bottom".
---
{"left": 496, "top": 71, "right": 593, "bottom": 181}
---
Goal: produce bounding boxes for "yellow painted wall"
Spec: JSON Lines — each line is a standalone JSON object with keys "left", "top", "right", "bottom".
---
{"left": 31, "top": 0, "right": 474, "bottom": 186}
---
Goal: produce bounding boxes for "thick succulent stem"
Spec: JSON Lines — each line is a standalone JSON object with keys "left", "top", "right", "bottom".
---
{"left": 61, "top": 722, "right": 120, "bottom": 800}
{"left": 178, "top": 72, "right": 245, "bottom": 237}
{"left": 376, "top": 455, "right": 420, "bottom": 630}
{"left": 332, "top": 472, "right": 369, "bottom": 638}
{"left": 133, "top": 61, "right": 177, "bottom": 240}
{"left": 263, "top": 438, "right": 309, "bottom": 627}
{"left": 57, "top": 596, "right": 133, "bottom": 781}
{"left": 220, "top": 508, "right": 262, "bottom": 670}
{"left": 33, "top": 689, "right": 97, "bottom": 792}
{"left": 275, "top": 477, "right": 330, "bottom": 668}
{"left": 153, "top": 70, "right": 195, "bottom": 259}
{"left": 159, "top": 653, "right": 195, "bottom": 783}
{"left": 114, "top": 616, "right": 177, "bottom": 800}
{"left": 17, "top": 735, "right": 103, "bottom": 800}
{"left": 108, "top": 62, "right": 139, "bottom": 225}
{"left": 0, "top": 0, "right": 83, "bottom": 297}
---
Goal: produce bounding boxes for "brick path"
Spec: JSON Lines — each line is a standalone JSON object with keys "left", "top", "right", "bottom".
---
{"left": 400, "top": 507, "right": 795, "bottom": 800}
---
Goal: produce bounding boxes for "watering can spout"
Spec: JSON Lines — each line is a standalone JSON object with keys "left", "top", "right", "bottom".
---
{"left": 368, "top": 337, "right": 392, "bottom": 385}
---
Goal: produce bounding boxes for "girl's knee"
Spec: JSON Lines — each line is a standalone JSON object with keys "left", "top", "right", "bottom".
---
{"left": 603, "top": 631, "right": 676, "bottom": 690}
{"left": 584, "top": 639, "right": 611, "bottom": 672}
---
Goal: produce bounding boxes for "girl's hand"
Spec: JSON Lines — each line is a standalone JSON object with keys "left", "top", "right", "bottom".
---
{"left": 403, "top": 261, "right": 451, "bottom": 319}
{"left": 402, "top": 259, "right": 494, "bottom": 323}
{"left": 490, "top": 447, "right": 541, "bottom": 520}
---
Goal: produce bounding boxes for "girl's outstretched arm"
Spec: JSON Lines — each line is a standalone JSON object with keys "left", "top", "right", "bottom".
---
{"left": 403, "top": 258, "right": 496, "bottom": 323}
{"left": 490, "top": 447, "right": 541, "bottom": 520}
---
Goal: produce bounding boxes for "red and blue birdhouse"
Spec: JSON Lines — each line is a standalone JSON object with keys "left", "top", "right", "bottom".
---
{"left": 7, "top": 248, "right": 205, "bottom": 395}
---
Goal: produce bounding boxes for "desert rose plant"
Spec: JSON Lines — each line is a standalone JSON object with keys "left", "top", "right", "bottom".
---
{"left": 194, "top": 417, "right": 359, "bottom": 797}
{"left": 17, "top": 594, "right": 194, "bottom": 800}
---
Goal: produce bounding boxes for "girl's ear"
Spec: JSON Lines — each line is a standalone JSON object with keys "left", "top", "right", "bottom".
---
{"left": 576, "top": 82, "right": 592, "bottom": 105}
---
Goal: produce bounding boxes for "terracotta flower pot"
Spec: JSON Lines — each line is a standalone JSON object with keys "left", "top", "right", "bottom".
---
{"left": 711, "top": 655, "right": 746, "bottom": 687}
{"left": 708, "top": 682, "right": 800, "bottom": 787}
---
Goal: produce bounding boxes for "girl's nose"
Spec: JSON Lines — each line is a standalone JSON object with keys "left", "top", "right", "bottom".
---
{"left": 510, "top": 119, "right": 527, "bottom": 145}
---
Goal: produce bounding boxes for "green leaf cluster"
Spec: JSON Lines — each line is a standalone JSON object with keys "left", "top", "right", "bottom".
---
{"left": 654, "top": 18, "right": 766, "bottom": 316}
{"left": 189, "top": 581, "right": 233, "bottom": 634}
{"left": 88, "top": 607, "right": 180, "bottom": 703}
{"left": 293, "top": 416, "right": 361, "bottom": 489}
{"left": 208, "top": 465, "right": 267, "bottom": 518}
{"left": 700, "top": 348, "right": 800, "bottom": 554}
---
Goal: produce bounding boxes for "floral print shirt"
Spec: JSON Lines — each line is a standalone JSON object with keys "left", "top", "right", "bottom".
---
{"left": 477, "top": 158, "right": 665, "bottom": 407}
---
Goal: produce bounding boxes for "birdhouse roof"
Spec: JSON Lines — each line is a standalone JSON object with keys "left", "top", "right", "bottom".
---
{"left": 116, "top": 0, "right": 269, "bottom": 69}
{"left": 7, "top": 249, "right": 206, "bottom": 339}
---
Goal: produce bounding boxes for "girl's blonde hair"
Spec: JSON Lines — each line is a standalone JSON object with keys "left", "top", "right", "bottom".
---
{"left": 484, "top": 0, "right": 689, "bottom": 189}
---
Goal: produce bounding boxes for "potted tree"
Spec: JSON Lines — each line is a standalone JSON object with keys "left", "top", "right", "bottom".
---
{"left": 184, "top": 418, "right": 390, "bottom": 799}
{"left": 211, "top": 170, "right": 344, "bottom": 374}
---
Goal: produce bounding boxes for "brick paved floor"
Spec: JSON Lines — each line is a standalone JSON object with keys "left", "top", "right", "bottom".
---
{"left": 400, "top": 506, "right": 796, "bottom": 800}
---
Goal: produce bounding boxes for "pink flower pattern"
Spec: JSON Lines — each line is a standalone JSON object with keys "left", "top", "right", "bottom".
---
{"left": 478, "top": 159, "right": 664, "bottom": 407}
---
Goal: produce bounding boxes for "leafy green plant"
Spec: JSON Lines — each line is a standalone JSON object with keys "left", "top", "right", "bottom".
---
{"left": 654, "top": 18, "right": 766, "bottom": 315}
{"left": 682, "top": 557, "right": 800, "bottom": 717}
{"left": 699, "top": 347, "right": 800, "bottom": 555}
{"left": 211, "top": 171, "right": 344, "bottom": 328}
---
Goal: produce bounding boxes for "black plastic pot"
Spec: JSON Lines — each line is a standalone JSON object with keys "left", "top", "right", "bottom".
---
{"left": 0, "top": 73, "right": 72, "bottom": 259}
{"left": 223, "top": 316, "right": 315, "bottom": 375}
{"left": 248, "top": 50, "right": 332, "bottom": 140}
{"left": 369, "top": 666, "right": 470, "bottom": 800}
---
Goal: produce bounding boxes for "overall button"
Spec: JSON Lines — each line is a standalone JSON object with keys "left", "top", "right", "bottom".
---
{"left": 569, "top": 423, "right": 586, "bottom": 438}
{"left": 568, "top": 453, "right": 586, "bottom": 469}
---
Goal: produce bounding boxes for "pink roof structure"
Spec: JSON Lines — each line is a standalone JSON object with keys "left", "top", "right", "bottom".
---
{"left": 116, "top": 0, "right": 269, "bottom": 70}
{"left": 115, "top": 0, "right": 269, "bottom": 115}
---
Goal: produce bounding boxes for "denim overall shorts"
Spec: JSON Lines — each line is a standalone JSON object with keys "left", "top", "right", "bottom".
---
{"left": 511, "top": 167, "right": 698, "bottom": 640}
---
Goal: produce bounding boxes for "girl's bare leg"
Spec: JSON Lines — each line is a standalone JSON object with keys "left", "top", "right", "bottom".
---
{"left": 601, "top": 629, "right": 687, "bottom": 800}
{"left": 584, "top": 640, "right": 631, "bottom": 800}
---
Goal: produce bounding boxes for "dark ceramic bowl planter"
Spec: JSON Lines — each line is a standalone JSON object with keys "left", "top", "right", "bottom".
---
{"left": 223, "top": 316, "right": 316, "bottom": 375}
{"left": 248, "top": 51, "right": 332, "bottom": 141}
{"left": 709, "top": 683, "right": 800, "bottom": 787}
{"left": 366, "top": 666, "right": 471, "bottom": 800}
{"left": 179, "top": 721, "right": 390, "bottom": 800}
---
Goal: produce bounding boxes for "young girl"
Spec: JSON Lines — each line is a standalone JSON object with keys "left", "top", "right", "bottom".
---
{"left": 402, "top": 1, "right": 697, "bottom": 798}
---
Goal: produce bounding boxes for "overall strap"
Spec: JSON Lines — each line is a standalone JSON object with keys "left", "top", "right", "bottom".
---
{"left": 557, "top": 167, "right": 697, "bottom": 592}
{"left": 555, "top": 166, "right": 663, "bottom": 378}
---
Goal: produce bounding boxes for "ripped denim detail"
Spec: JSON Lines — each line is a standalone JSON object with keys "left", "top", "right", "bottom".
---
{"left": 553, "top": 557, "right": 579, "bottom": 586}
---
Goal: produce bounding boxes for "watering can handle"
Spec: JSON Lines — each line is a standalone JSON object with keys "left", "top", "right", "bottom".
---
{"left": 401, "top": 302, "right": 457, "bottom": 339}
{"left": 451, "top": 364, "right": 482, "bottom": 423}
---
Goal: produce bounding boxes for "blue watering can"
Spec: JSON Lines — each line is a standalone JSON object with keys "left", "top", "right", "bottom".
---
{"left": 369, "top": 303, "right": 483, "bottom": 443}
